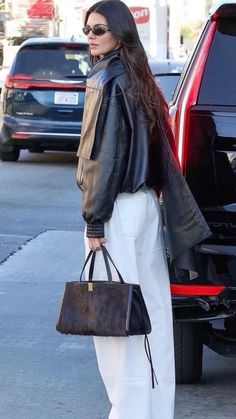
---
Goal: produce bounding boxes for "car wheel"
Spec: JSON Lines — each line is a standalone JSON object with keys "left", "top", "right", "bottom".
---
{"left": 174, "top": 322, "right": 203, "bottom": 384}
{"left": 0, "top": 148, "right": 20, "bottom": 162}
{"left": 224, "top": 315, "right": 236, "bottom": 337}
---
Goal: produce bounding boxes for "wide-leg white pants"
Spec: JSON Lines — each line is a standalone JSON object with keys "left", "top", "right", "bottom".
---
{"left": 84, "top": 189, "right": 175, "bottom": 419}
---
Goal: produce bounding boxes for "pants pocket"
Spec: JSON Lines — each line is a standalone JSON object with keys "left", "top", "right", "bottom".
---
{"left": 115, "top": 192, "right": 147, "bottom": 239}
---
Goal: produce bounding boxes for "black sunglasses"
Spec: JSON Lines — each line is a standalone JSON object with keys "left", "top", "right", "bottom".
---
{"left": 82, "top": 24, "right": 110, "bottom": 36}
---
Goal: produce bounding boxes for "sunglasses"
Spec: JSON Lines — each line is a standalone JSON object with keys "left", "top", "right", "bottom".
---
{"left": 82, "top": 24, "right": 110, "bottom": 36}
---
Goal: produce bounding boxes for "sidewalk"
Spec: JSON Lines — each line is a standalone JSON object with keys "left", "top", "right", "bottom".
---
{"left": 0, "top": 230, "right": 235, "bottom": 419}
{"left": 0, "top": 230, "right": 110, "bottom": 419}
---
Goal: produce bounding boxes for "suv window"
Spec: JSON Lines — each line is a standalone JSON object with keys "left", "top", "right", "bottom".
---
{"left": 198, "top": 18, "right": 236, "bottom": 105}
{"left": 14, "top": 45, "right": 91, "bottom": 80}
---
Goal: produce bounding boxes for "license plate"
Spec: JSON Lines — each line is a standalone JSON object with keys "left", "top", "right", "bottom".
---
{"left": 54, "top": 92, "right": 79, "bottom": 105}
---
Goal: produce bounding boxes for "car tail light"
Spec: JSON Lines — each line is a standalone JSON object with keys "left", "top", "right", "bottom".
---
{"left": 5, "top": 74, "right": 86, "bottom": 90}
{"left": 171, "top": 284, "right": 225, "bottom": 296}
{"left": 5, "top": 74, "right": 33, "bottom": 89}
{"left": 171, "top": 20, "right": 217, "bottom": 169}
{"left": 12, "top": 132, "right": 31, "bottom": 138}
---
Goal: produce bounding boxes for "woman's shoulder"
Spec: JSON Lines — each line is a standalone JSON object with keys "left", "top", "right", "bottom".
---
{"left": 102, "top": 58, "right": 128, "bottom": 88}
{"left": 89, "top": 53, "right": 128, "bottom": 89}
{"left": 114, "top": 70, "right": 130, "bottom": 89}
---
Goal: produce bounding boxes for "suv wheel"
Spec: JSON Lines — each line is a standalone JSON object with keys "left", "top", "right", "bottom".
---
{"left": 0, "top": 148, "right": 20, "bottom": 162}
{"left": 174, "top": 322, "right": 203, "bottom": 384}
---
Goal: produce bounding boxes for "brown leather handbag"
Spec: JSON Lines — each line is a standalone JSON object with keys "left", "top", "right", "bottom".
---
{"left": 56, "top": 245, "right": 157, "bottom": 388}
{"left": 56, "top": 245, "right": 151, "bottom": 337}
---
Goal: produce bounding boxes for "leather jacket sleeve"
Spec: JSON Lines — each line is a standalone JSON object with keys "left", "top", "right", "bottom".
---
{"left": 81, "top": 81, "right": 131, "bottom": 237}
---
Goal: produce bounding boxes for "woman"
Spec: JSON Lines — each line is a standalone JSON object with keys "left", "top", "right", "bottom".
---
{"left": 76, "top": 1, "right": 211, "bottom": 418}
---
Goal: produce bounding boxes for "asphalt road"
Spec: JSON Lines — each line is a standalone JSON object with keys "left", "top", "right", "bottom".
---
{"left": 0, "top": 150, "right": 236, "bottom": 419}
{"left": 0, "top": 150, "right": 83, "bottom": 262}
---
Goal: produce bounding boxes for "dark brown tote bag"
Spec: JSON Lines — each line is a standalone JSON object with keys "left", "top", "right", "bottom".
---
{"left": 56, "top": 245, "right": 158, "bottom": 388}
{"left": 56, "top": 245, "right": 151, "bottom": 337}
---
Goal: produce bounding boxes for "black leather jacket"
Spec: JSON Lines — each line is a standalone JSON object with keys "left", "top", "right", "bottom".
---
{"left": 77, "top": 50, "right": 212, "bottom": 270}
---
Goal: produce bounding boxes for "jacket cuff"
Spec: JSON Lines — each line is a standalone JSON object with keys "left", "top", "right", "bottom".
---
{"left": 86, "top": 223, "right": 105, "bottom": 238}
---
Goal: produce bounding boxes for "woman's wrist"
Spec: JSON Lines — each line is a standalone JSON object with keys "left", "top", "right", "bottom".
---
{"left": 86, "top": 222, "right": 105, "bottom": 238}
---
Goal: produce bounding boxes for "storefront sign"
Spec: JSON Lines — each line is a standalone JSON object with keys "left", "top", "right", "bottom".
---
{"left": 129, "top": 7, "right": 150, "bottom": 24}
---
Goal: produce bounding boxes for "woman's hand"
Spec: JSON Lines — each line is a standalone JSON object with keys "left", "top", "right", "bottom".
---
{"left": 88, "top": 237, "right": 106, "bottom": 251}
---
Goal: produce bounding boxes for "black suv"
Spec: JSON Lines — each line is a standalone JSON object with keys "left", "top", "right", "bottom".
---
{"left": 170, "top": 1, "right": 236, "bottom": 383}
{"left": 0, "top": 38, "right": 90, "bottom": 161}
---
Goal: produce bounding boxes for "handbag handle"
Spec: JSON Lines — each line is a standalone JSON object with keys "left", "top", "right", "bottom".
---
{"left": 79, "top": 249, "right": 94, "bottom": 281}
{"left": 100, "top": 245, "right": 125, "bottom": 284}
{"left": 79, "top": 245, "right": 125, "bottom": 284}
{"left": 88, "top": 247, "right": 113, "bottom": 283}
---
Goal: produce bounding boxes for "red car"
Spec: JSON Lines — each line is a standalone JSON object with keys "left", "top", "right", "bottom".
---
{"left": 169, "top": 0, "right": 236, "bottom": 383}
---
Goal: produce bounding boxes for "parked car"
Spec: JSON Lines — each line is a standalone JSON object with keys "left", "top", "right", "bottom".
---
{"left": 0, "top": 66, "right": 10, "bottom": 92}
{"left": 155, "top": 73, "right": 182, "bottom": 103}
{"left": 150, "top": 58, "right": 185, "bottom": 102}
{"left": 149, "top": 57, "right": 185, "bottom": 75}
{"left": 169, "top": 0, "right": 236, "bottom": 383}
{"left": 0, "top": 37, "right": 91, "bottom": 161}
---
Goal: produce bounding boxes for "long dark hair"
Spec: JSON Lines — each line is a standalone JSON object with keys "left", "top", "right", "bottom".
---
{"left": 85, "top": 0, "right": 175, "bottom": 157}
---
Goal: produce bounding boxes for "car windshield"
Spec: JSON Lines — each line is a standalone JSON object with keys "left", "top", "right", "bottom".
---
{"left": 14, "top": 45, "right": 91, "bottom": 80}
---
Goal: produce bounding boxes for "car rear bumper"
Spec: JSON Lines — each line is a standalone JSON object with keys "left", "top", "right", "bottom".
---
{"left": 172, "top": 286, "right": 236, "bottom": 322}
{"left": 0, "top": 115, "right": 81, "bottom": 150}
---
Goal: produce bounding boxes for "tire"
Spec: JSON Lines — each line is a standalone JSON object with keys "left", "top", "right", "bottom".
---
{"left": 224, "top": 315, "right": 236, "bottom": 337}
{"left": 0, "top": 148, "right": 20, "bottom": 162}
{"left": 174, "top": 322, "right": 203, "bottom": 384}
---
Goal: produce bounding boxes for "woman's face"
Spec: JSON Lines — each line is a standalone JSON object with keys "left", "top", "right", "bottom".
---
{"left": 85, "top": 12, "right": 119, "bottom": 57}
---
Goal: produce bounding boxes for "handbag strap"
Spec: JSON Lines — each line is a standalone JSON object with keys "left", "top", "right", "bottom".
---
{"left": 79, "top": 245, "right": 125, "bottom": 284}
{"left": 79, "top": 250, "right": 94, "bottom": 281}
{"left": 88, "top": 247, "right": 113, "bottom": 283}
{"left": 100, "top": 245, "right": 125, "bottom": 284}
{"left": 144, "top": 335, "right": 158, "bottom": 389}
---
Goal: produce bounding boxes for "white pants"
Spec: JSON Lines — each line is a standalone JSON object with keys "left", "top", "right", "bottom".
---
{"left": 84, "top": 189, "right": 175, "bottom": 419}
